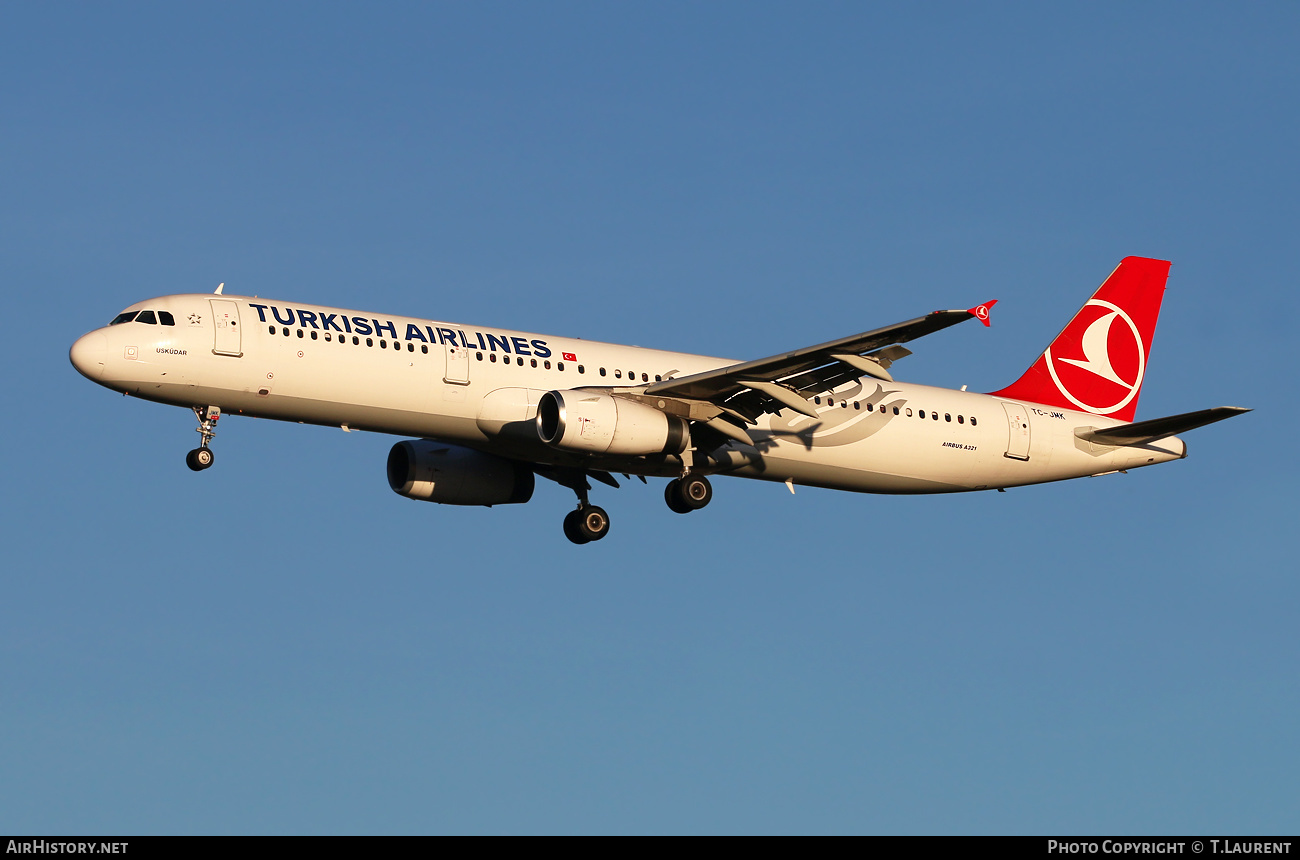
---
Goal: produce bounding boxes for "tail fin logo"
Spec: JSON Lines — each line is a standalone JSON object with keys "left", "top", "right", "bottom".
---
{"left": 1045, "top": 299, "right": 1145, "bottom": 415}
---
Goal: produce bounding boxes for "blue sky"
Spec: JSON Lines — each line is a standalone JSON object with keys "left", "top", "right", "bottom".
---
{"left": 2, "top": 2, "right": 1296, "bottom": 834}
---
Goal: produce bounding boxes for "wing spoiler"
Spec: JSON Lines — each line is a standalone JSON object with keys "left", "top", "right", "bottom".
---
{"left": 1075, "top": 406, "right": 1251, "bottom": 446}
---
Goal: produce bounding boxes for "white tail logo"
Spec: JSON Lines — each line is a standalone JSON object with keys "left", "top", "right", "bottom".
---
{"left": 1045, "top": 299, "right": 1145, "bottom": 415}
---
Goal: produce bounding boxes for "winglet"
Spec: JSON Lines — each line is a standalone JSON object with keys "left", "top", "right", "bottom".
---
{"left": 214, "top": 282, "right": 225, "bottom": 295}
{"left": 968, "top": 300, "right": 997, "bottom": 327}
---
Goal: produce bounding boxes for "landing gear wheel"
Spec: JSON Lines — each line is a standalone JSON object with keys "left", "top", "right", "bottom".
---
{"left": 186, "top": 447, "right": 215, "bottom": 472}
{"left": 665, "top": 479, "right": 692, "bottom": 513}
{"left": 563, "top": 509, "right": 591, "bottom": 545}
{"left": 665, "top": 474, "right": 712, "bottom": 513}
{"left": 563, "top": 505, "right": 610, "bottom": 544}
{"left": 577, "top": 505, "right": 610, "bottom": 542}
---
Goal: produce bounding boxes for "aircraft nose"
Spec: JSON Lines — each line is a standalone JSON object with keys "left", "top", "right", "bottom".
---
{"left": 70, "top": 331, "right": 107, "bottom": 380}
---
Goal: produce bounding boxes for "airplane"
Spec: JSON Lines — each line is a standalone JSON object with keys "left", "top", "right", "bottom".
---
{"left": 69, "top": 256, "right": 1248, "bottom": 544}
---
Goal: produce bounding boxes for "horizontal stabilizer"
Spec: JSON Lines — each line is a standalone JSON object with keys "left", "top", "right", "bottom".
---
{"left": 1075, "top": 406, "right": 1251, "bottom": 446}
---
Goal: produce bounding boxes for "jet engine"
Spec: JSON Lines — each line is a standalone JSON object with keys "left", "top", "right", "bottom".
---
{"left": 536, "top": 390, "right": 689, "bottom": 456}
{"left": 386, "top": 440, "right": 534, "bottom": 506}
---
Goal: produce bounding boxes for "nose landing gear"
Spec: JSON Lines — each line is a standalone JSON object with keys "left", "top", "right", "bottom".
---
{"left": 186, "top": 406, "right": 220, "bottom": 472}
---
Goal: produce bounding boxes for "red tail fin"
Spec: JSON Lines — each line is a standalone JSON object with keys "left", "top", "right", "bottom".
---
{"left": 991, "top": 257, "right": 1170, "bottom": 422}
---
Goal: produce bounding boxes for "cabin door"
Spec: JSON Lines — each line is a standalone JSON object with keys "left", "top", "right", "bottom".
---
{"left": 209, "top": 300, "right": 243, "bottom": 357}
{"left": 1001, "top": 402, "right": 1031, "bottom": 460}
{"left": 444, "top": 342, "right": 470, "bottom": 385}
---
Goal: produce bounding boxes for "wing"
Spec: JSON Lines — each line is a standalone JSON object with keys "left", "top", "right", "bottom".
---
{"left": 644, "top": 302, "right": 996, "bottom": 424}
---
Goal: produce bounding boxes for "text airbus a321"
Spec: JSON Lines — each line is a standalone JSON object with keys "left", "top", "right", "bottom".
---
{"left": 70, "top": 257, "right": 1247, "bottom": 544}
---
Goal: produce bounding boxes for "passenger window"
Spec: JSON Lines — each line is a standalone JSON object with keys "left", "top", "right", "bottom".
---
{"left": 945, "top": 413, "right": 951, "bottom": 422}
{"left": 421, "top": 345, "right": 428, "bottom": 354}
{"left": 814, "top": 396, "right": 821, "bottom": 405}
{"left": 489, "top": 353, "right": 496, "bottom": 362}
{"left": 615, "top": 370, "right": 622, "bottom": 379}
{"left": 283, "top": 328, "right": 290, "bottom": 337}
{"left": 352, "top": 336, "right": 359, "bottom": 345}
{"left": 366, "top": 338, "right": 373, "bottom": 347}
{"left": 516, "top": 356, "right": 522, "bottom": 365}
{"left": 599, "top": 368, "right": 606, "bottom": 377}
{"left": 578, "top": 366, "right": 585, "bottom": 374}
{"left": 380, "top": 340, "right": 387, "bottom": 348}
{"left": 957, "top": 415, "right": 964, "bottom": 424}
{"left": 109, "top": 312, "right": 138, "bottom": 325}
{"left": 268, "top": 325, "right": 276, "bottom": 335}
{"left": 136, "top": 310, "right": 157, "bottom": 324}
{"left": 410, "top": 344, "right": 415, "bottom": 353}
{"left": 531, "top": 359, "right": 538, "bottom": 368}
{"left": 544, "top": 360, "right": 551, "bottom": 370}
{"left": 971, "top": 417, "right": 977, "bottom": 426}
{"left": 298, "top": 330, "right": 304, "bottom": 338}
{"left": 866, "top": 403, "right": 873, "bottom": 412}
{"left": 905, "top": 408, "right": 912, "bottom": 417}
{"left": 655, "top": 375, "right": 661, "bottom": 382}
{"left": 159, "top": 311, "right": 176, "bottom": 326}
{"left": 311, "top": 331, "right": 318, "bottom": 340}
{"left": 557, "top": 362, "right": 565, "bottom": 371}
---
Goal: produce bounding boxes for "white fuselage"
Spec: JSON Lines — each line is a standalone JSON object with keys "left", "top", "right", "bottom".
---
{"left": 70, "top": 293, "right": 1186, "bottom": 494}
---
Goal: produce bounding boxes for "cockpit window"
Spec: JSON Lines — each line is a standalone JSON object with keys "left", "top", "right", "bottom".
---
{"left": 135, "top": 310, "right": 157, "bottom": 324}
{"left": 158, "top": 311, "right": 176, "bottom": 326}
{"left": 110, "top": 311, "right": 138, "bottom": 325}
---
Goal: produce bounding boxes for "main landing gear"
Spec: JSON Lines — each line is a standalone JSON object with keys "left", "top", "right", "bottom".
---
{"left": 553, "top": 469, "right": 712, "bottom": 545}
{"left": 561, "top": 475, "right": 610, "bottom": 545}
{"left": 665, "top": 474, "right": 712, "bottom": 514}
{"left": 186, "top": 406, "right": 220, "bottom": 472}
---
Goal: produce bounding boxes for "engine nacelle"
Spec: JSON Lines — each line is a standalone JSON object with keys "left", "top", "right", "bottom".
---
{"left": 536, "top": 390, "right": 689, "bottom": 456}
{"left": 386, "top": 440, "right": 534, "bottom": 506}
